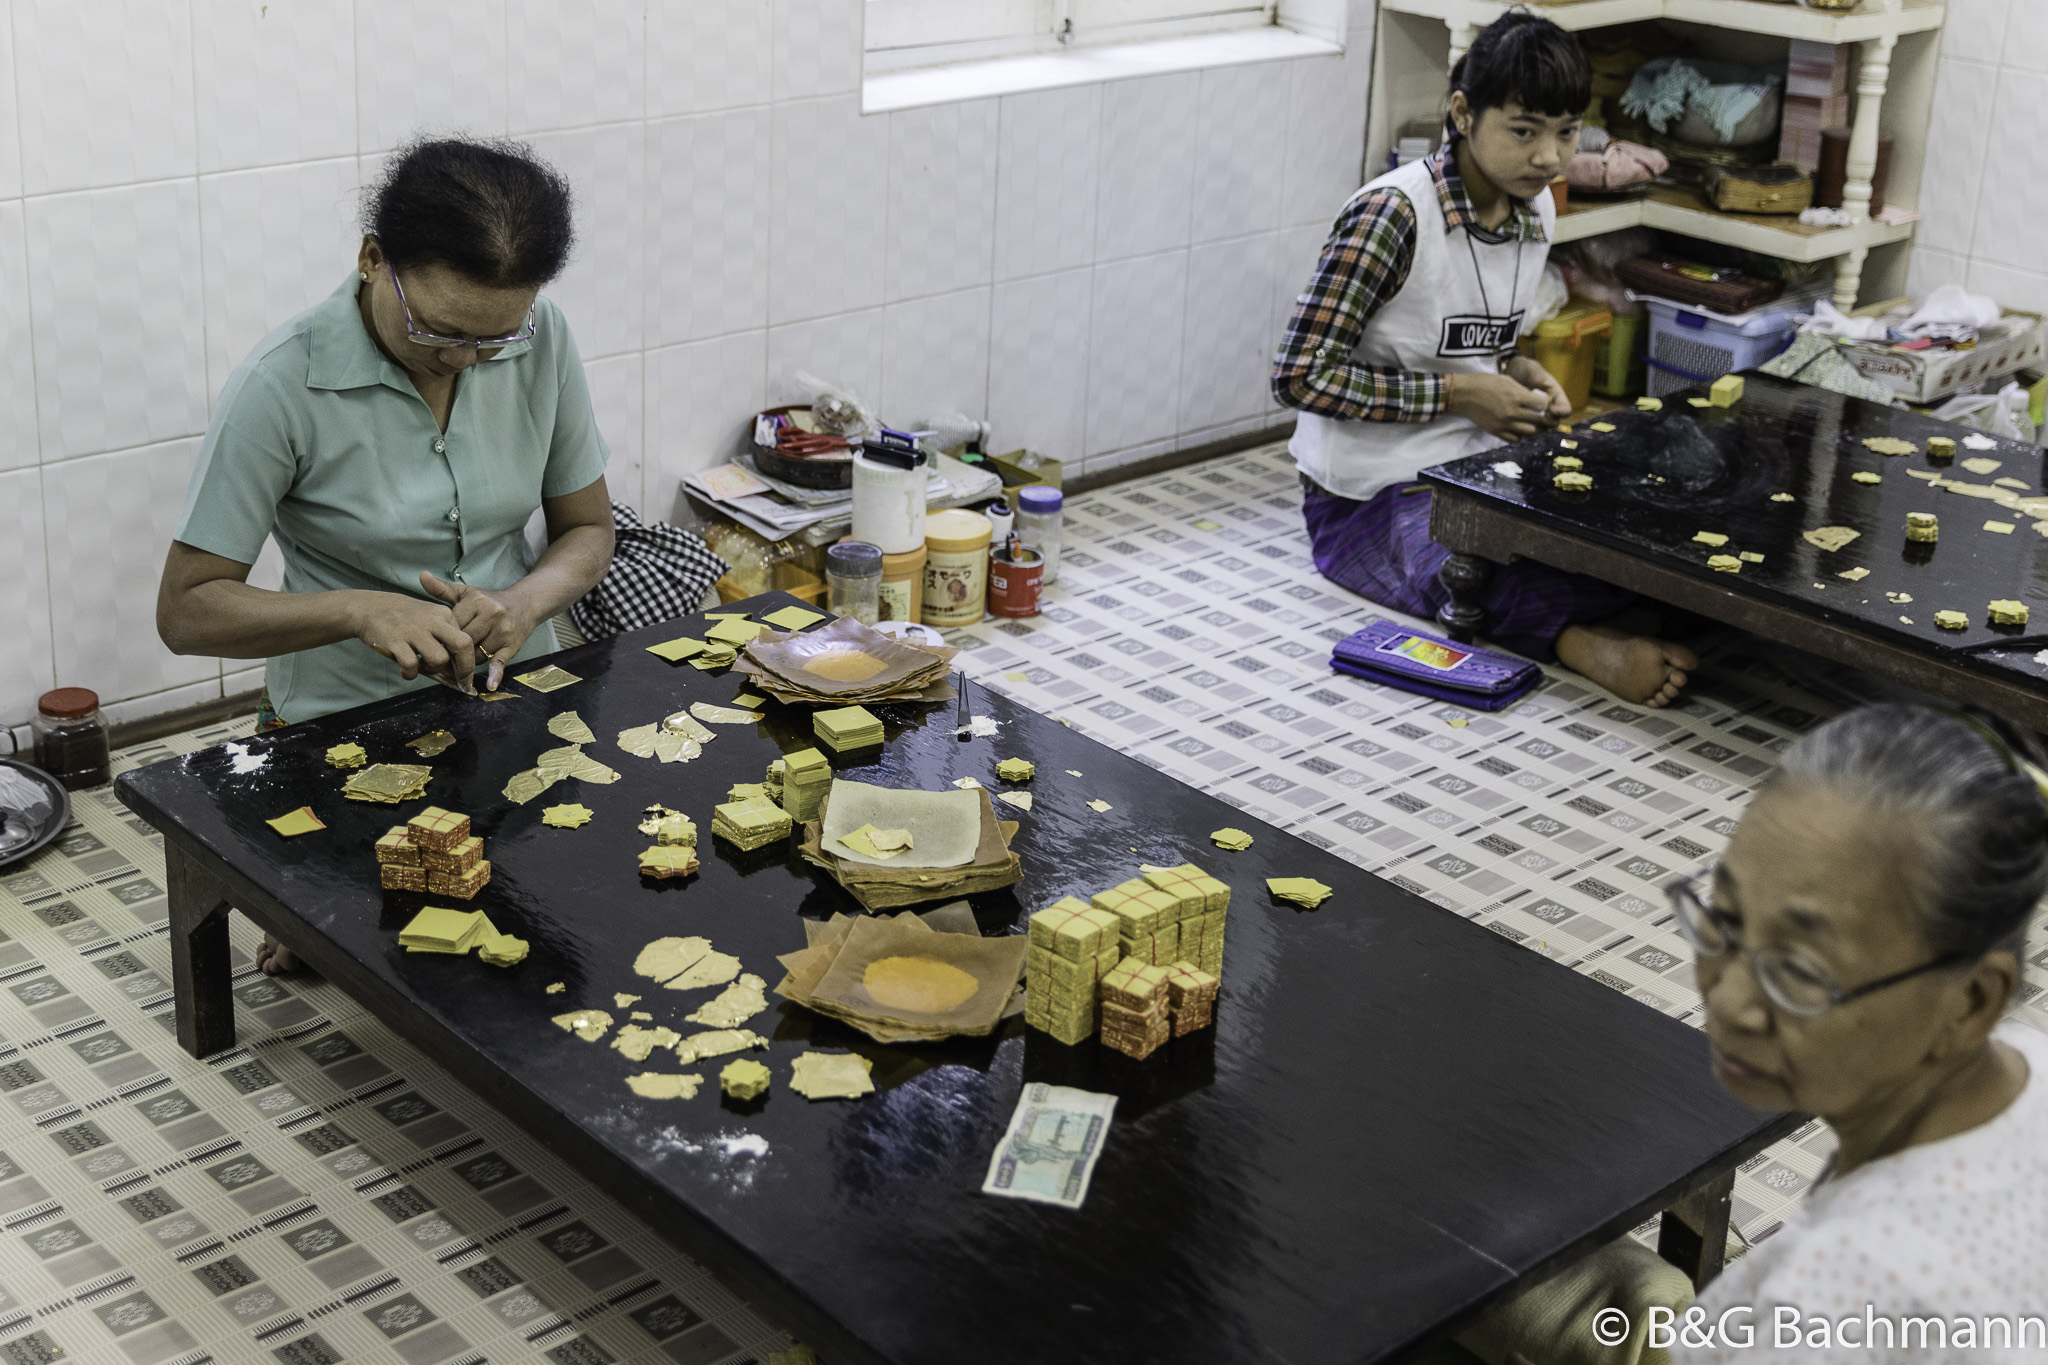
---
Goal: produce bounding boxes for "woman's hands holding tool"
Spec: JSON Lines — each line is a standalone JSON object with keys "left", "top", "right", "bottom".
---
{"left": 353, "top": 592, "right": 480, "bottom": 688}
{"left": 421, "top": 571, "right": 539, "bottom": 692}
{"left": 1447, "top": 370, "right": 1557, "bottom": 439}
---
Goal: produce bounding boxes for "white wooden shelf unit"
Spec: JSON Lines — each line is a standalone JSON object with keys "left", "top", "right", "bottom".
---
{"left": 1364, "top": 0, "right": 1947, "bottom": 308}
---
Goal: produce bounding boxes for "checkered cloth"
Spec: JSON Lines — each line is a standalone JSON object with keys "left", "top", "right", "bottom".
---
{"left": 569, "top": 501, "right": 727, "bottom": 641}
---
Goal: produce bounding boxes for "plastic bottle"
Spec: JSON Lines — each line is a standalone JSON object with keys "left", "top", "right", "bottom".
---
{"left": 1015, "top": 484, "right": 1063, "bottom": 586}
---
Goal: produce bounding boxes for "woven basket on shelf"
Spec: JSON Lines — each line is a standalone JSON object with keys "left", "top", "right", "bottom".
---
{"left": 1701, "top": 163, "right": 1815, "bottom": 216}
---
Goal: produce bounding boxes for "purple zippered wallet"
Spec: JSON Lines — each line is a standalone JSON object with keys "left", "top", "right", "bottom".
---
{"left": 1330, "top": 620, "right": 1541, "bottom": 711}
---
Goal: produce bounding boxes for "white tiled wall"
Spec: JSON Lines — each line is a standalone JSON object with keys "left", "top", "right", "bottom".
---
{"left": 0, "top": 0, "right": 1374, "bottom": 730}
{"left": 1908, "top": 1, "right": 2048, "bottom": 317}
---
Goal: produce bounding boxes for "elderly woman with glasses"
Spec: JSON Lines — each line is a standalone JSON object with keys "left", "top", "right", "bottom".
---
{"left": 156, "top": 136, "right": 615, "bottom": 972}
{"left": 1665, "top": 703, "right": 2048, "bottom": 1358}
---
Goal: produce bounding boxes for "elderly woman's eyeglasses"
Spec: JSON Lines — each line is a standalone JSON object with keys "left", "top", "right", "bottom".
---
{"left": 386, "top": 265, "right": 537, "bottom": 351}
{"left": 1667, "top": 866, "right": 1976, "bottom": 1018}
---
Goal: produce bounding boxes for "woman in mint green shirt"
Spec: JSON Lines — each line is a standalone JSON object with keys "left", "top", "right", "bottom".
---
{"left": 159, "top": 136, "right": 615, "bottom": 726}
{"left": 158, "top": 138, "right": 615, "bottom": 973}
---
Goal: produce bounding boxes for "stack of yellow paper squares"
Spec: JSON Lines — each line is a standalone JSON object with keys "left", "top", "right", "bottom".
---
{"left": 398, "top": 907, "right": 491, "bottom": 954}
{"left": 1024, "top": 897, "right": 1122, "bottom": 1044}
{"left": 778, "top": 747, "right": 833, "bottom": 822}
{"left": 712, "top": 794, "right": 792, "bottom": 850}
{"left": 814, "top": 705, "right": 884, "bottom": 753}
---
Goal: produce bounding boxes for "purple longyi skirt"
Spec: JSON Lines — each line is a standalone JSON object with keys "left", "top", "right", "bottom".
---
{"left": 1300, "top": 479, "right": 1636, "bottom": 664}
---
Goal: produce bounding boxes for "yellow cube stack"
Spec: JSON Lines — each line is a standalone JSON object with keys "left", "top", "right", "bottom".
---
{"left": 1143, "top": 863, "right": 1230, "bottom": 978}
{"left": 1098, "top": 960, "right": 1171, "bottom": 1059}
{"left": 1025, "top": 898, "right": 1123, "bottom": 1044}
{"left": 1092, "top": 879, "right": 1183, "bottom": 966}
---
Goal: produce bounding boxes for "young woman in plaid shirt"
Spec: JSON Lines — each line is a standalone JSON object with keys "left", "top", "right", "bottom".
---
{"left": 1273, "top": 14, "right": 1695, "bottom": 708}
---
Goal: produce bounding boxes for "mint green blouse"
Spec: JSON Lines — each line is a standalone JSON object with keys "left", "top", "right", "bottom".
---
{"left": 175, "top": 275, "right": 609, "bottom": 724}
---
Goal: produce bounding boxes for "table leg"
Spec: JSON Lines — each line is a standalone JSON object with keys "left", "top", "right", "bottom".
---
{"left": 1436, "top": 553, "right": 1493, "bottom": 643}
{"left": 1657, "top": 1169, "right": 1735, "bottom": 1289}
{"left": 166, "top": 842, "right": 238, "bottom": 1058}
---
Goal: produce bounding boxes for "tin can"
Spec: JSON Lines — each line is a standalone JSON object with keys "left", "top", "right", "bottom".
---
{"left": 987, "top": 545, "right": 1043, "bottom": 617}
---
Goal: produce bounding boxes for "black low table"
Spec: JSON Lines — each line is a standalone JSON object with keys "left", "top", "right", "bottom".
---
{"left": 1424, "top": 373, "right": 2048, "bottom": 728}
{"left": 118, "top": 593, "right": 1795, "bottom": 1365}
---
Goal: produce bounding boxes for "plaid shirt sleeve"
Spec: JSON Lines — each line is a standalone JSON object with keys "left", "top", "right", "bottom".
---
{"left": 1270, "top": 186, "right": 1449, "bottom": 424}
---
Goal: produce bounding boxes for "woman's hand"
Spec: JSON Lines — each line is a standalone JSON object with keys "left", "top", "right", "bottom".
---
{"left": 352, "top": 592, "right": 479, "bottom": 687}
{"left": 1446, "top": 371, "right": 1556, "bottom": 440}
{"left": 1504, "top": 354, "right": 1575, "bottom": 421}
{"left": 421, "top": 572, "right": 538, "bottom": 692}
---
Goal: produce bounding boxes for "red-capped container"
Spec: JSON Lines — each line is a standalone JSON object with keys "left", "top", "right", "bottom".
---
{"left": 987, "top": 545, "right": 1043, "bottom": 618}
{"left": 33, "top": 688, "right": 110, "bottom": 790}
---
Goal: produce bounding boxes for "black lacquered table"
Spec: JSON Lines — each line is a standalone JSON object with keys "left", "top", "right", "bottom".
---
{"left": 1424, "top": 373, "right": 2048, "bottom": 728}
{"left": 117, "top": 593, "right": 1795, "bottom": 1365}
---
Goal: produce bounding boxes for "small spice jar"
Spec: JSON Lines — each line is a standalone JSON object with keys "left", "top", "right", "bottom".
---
{"left": 32, "top": 688, "right": 111, "bottom": 790}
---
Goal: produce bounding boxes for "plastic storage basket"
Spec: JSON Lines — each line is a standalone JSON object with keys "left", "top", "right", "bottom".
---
{"left": 1642, "top": 296, "right": 1803, "bottom": 399}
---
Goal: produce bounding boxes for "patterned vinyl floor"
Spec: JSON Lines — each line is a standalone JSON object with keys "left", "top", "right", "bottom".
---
{"left": 3, "top": 439, "right": 2044, "bottom": 1365}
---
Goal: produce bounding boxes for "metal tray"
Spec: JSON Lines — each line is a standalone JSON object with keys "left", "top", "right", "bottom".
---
{"left": 0, "top": 759, "right": 71, "bottom": 869}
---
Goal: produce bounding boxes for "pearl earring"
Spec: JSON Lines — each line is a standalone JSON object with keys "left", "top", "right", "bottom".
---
{"left": 360, "top": 272, "right": 370, "bottom": 282}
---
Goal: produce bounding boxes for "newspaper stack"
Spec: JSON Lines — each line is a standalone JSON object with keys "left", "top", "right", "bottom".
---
{"left": 1097, "top": 959, "right": 1171, "bottom": 1059}
{"left": 1024, "top": 898, "right": 1122, "bottom": 1045}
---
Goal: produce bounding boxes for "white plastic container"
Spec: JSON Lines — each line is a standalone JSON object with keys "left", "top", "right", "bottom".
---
{"left": 849, "top": 448, "right": 928, "bottom": 554}
{"left": 1640, "top": 295, "right": 1806, "bottom": 399}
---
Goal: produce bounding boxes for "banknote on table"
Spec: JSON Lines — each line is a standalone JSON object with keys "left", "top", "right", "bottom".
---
{"left": 981, "top": 1084, "right": 1117, "bottom": 1210}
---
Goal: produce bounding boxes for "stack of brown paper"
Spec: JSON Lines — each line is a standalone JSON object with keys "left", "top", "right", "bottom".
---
{"left": 799, "top": 781, "right": 1021, "bottom": 910}
{"left": 774, "top": 911, "right": 1028, "bottom": 1043}
{"left": 733, "top": 616, "right": 957, "bottom": 706}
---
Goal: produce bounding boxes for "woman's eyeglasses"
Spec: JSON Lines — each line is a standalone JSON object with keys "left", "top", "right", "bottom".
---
{"left": 387, "top": 265, "right": 537, "bottom": 351}
{"left": 1667, "top": 866, "right": 1975, "bottom": 1018}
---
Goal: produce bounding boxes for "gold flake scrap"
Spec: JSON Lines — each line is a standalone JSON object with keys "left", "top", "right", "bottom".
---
{"left": 551, "top": 1009, "right": 613, "bottom": 1043}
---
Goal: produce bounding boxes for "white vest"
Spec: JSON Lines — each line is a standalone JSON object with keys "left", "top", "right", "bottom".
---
{"left": 1290, "top": 155, "right": 1555, "bottom": 502}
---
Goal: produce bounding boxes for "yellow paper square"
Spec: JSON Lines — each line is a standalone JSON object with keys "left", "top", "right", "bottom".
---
{"left": 266, "top": 806, "right": 326, "bottom": 838}
{"left": 1985, "top": 520, "right": 2016, "bottom": 534}
{"left": 513, "top": 665, "right": 582, "bottom": 693}
{"left": 762, "top": 605, "right": 826, "bottom": 630}
{"left": 707, "top": 618, "right": 767, "bottom": 646}
{"left": 647, "top": 636, "right": 708, "bottom": 662}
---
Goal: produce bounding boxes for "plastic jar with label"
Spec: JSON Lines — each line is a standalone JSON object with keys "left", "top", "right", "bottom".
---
{"left": 32, "top": 688, "right": 110, "bottom": 790}
{"left": 1015, "top": 484, "right": 1063, "bottom": 586}
{"left": 922, "top": 509, "right": 992, "bottom": 627}
{"left": 877, "top": 545, "right": 926, "bottom": 623}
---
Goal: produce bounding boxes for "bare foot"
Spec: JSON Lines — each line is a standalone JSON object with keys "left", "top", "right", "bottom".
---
{"left": 1555, "top": 624, "right": 1698, "bottom": 707}
{"left": 255, "top": 935, "right": 299, "bottom": 975}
